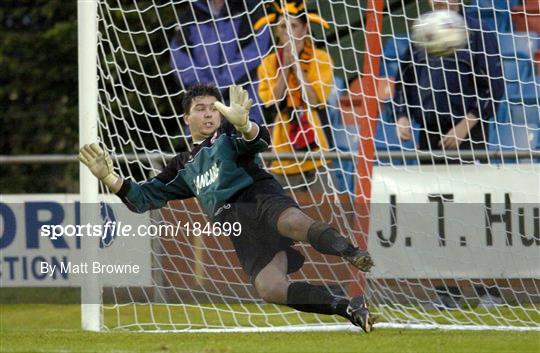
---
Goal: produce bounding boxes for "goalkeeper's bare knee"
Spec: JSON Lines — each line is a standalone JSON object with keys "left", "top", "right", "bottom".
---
{"left": 276, "top": 207, "right": 314, "bottom": 242}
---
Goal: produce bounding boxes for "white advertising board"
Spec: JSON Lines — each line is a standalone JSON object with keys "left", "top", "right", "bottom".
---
{"left": 0, "top": 194, "right": 152, "bottom": 287}
{"left": 368, "top": 164, "right": 540, "bottom": 279}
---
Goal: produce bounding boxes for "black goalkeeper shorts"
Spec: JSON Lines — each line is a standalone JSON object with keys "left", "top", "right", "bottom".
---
{"left": 214, "top": 178, "right": 305, "bottom": 283}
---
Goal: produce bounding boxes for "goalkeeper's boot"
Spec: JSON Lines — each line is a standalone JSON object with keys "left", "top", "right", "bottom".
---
{"left": 343, "top": 248, "right": 374, "bottom": 272}
{"left": 347, "top": 295, "right": 373, "bottom": 333}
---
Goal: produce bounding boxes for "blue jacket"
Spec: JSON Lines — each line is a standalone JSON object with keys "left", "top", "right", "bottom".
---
{"left": 170, "top": 1, "right": 271, "bottom": 123}
{"left": 393, "top": 17, "right": 504, "bottom": 127}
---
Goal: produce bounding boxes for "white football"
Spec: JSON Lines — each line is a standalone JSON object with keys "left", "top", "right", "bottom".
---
{"left": 411, "top": 10, "right": 467, "bottom": 56}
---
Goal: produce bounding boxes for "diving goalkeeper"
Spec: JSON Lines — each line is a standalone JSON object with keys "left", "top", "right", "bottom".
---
{"left": 79, "top": 84, "right": 374, "bottom": 332}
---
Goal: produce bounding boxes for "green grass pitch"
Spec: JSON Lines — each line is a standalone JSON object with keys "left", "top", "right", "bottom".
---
{"left": 1, "top": 304, "right": 539, "bottom": 353}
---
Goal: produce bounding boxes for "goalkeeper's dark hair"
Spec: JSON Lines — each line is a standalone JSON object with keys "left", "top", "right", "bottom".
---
{"left": 182, "top": 83, "right": 222, "bottom": 114}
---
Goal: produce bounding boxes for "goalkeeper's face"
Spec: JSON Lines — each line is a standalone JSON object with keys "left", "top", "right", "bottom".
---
{"left": 184, "top": 95, "right": 221, "bottom": 141}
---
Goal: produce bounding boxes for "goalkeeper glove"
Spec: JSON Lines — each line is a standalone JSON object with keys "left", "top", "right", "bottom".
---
{"left": 78, "top": 143, "right": 121, "bottom": 192}
{"left": 214, "top": 85, "right": 253, "bottom": 134}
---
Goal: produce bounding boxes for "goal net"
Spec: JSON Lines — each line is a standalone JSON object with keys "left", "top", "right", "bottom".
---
{"left": 83, "top": 0, "right": 540, "bottom": 331}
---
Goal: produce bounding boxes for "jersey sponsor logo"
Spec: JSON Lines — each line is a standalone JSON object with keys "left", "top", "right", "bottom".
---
{"left": 214, "top": 203, "right": 231, "bottom": 217}
{"left": 194, "top": 163, "right": 219, "bottom": 195}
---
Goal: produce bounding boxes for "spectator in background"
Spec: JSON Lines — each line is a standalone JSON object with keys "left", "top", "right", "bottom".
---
{"left": 394, "top": 0, "right": 504, "bottom": 163}
{"left": 257, "top": 1, "right": 334, "bottom": 192}
{"left": 170, "top": 0, "right": 271, "bottom": 124}
{"left": 393, "top": 0, "right": 505, "bottom": 309}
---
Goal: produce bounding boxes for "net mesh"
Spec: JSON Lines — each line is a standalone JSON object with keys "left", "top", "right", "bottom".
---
{"left": 94, "top": 0, "right": 540, "bottom": 331}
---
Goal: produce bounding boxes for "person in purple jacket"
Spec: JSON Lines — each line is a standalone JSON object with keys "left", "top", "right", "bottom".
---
{"left": 170, "top": 0, "right": 271, "bottom": 124}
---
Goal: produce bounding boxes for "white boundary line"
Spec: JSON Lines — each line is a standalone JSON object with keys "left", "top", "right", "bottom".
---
{"left": 118, "top": 323, "right": 540, "bottom": 333}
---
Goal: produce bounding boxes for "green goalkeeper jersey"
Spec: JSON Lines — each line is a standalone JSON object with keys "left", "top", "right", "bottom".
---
{"left": 116, "top": 121, "right": 273, "bottom": 219}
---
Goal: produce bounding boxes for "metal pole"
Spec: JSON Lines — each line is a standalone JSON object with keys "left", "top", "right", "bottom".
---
{"left": 1, "top": 150, "right": 540, "bottom": 164}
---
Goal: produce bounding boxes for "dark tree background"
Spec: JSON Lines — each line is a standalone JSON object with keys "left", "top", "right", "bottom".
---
{"left": 1, "top": 1, "right": 78, "bottom": 193}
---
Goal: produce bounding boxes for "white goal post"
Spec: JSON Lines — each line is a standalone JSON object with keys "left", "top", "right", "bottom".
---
{"left": 78, "top": 0, "right": 101, "bottom": 332}
{"left": 79, "top": 0, "right": 540, "bottom": 332}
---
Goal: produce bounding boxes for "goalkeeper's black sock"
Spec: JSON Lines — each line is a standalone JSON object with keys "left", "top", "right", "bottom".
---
{"left": 307, "top": 222, "right": 357, "bottom": 257}
{"left": 287, "top": 282, "right": 350, "bottom": 319}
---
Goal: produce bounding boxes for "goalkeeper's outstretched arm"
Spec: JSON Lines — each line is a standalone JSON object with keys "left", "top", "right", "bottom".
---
{"left": 78, "top": 143, "right": 123, "bottom": 193}
{"left": 79, "top": 144, "right": 194, "bottom": 213}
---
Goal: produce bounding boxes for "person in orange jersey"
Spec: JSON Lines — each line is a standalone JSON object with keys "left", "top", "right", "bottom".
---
{"left": 257, "top": 1, "right": 335, "bottom": 192}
